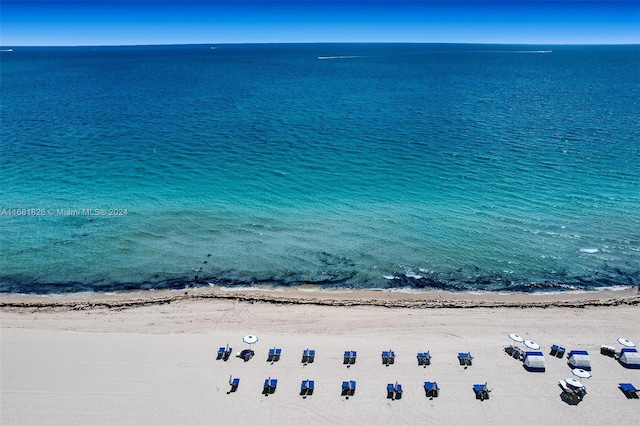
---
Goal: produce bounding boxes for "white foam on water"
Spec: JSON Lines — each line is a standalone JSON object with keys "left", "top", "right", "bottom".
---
{"left": 579, "top": 248, "right": 599, "bottom": 253}
{"left": 318, "top": 55, "right": 363, "bottom": 60}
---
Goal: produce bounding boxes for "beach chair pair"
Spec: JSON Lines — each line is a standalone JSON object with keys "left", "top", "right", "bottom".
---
{"left": 473, "top": 383, "right": 490, "bottom": 401}
{"left": 417, "top": 352, "right": 432, "bottom": 366}
{"left": 267, "top": 348, "right": 282, "bottom": 363}
{"left": 228, "top": 377, "right": 240, "bottom": 393}
{"left": 387, "top": 383, "right": 403, "bottom": 400}
{"left": 341, "top": 380, "right": 356, "bottom": 396}
{"left": 600, "top": 344, "right": 616, "bottom": 357}
{"left": 300, "top": 380, "right": 315, "bottom": 396}
{"left": 424, "top": 381, "right": 439, "bottom": 398}
{"left": 551, "top": 344, "right": 566, "bottom": 358}
{"left": 263, "top": 378, "right": 278, "bottom": 395}
{"left": 458, "top": 352, "right": 474, "bottom": 366}
{"left": 381, "top": 350, "right": 396, "bottom": 366}
{"left": 301, "top": 349, "right": 316, "bottom": 364}
{"left": 344, "top": 350, "right": 357, "bottom": 366}
{"left": 619, "top": 383, "right": 639, "bottom": 399}
{"left": 217, "top": 345, "right": 233, "bottom": 361}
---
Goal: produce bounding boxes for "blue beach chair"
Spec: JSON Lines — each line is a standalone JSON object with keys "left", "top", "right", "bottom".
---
{"left": 395, "top": 383, "right": 403, "bottom": 399}
{"left": 424, "top": 381, "right": 439, "bottom": 398}
{"left": 308, "top": 349, "right": 316, "bottom": 363}
{"left": 619, "top": 383, "right": 639, "bottom": 399}
{"left": 274, "top": 348, "right": 282, "bottom": 362}
{"left": 458, "top": 352, "right": 474, "bottom": 366}
{"left": 473, "top": 383, "right": 490, "bottom": 400}
{"left": 387, "top": 383, "right": 395, "bottom": 399}
{"left": 217, "top": 347, "right": 225, "bottom": 360}
{"left": 229, "top": 377, "right": 240, "bottom": 393}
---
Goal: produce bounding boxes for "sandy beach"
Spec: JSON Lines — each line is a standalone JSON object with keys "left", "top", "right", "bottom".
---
{"left": 2, "top": 287, "right": 639, "bottom": 425}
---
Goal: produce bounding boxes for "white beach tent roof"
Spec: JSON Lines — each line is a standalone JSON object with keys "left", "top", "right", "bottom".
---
{"left": 568, "top": 350, "right": 591, "bottom": 370}
{"left": 524, "top": 351, "right": 545, "bottom": 372}
{"left": 619, "top": 348, "right": 640, "bottom": 369}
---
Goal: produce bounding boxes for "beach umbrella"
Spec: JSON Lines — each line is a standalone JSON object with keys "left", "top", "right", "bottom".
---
{"left": 617, "top": 338, "right": 636, "bottom": 347}
{"left": 572, "top": 368, "right": 592, "bottom": 379}
{"left": 524, "top": 340, "right": 540, "bottom": 350}
{"left": 243, "top": 334, "right": 259, "bottom": 346}
{"left": 565, "top": 378, "right": 584, "bottom": 389}
{"left": 509, "top": 334, "right": 524, "bottom": 343}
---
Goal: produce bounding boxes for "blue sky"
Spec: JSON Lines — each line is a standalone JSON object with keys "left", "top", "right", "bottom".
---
{"left": 1, "top": 1, "right": 639, "bottom": 46}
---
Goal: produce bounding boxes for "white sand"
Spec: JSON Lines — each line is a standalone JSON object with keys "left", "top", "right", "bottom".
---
{"left": 1, "top": 288, "right": 639, "bottom": 425}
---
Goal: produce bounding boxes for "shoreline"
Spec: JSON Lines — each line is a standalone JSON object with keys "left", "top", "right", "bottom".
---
{"left": 1, "top": 285, "right": 639, "bottom": 311}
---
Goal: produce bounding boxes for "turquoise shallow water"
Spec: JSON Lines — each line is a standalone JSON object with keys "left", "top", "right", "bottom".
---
{"left": 1, "top": 44, "right": 639, "bottom": 293}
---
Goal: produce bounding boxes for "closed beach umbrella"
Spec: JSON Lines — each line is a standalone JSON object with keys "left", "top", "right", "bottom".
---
{"left": 509, "top": 334, "right": 524, "bottom": 343}
{"left": 524, "top": 340, "right": 540, "bottom": 350}
{"left": 572, "top": 368, "right": 592, "bottom": 379}
{"left": 617, "top": 338, "right": 636, "bottom": 347}
{"left": 243, "top": 334, "right": 259, "bottom": 346}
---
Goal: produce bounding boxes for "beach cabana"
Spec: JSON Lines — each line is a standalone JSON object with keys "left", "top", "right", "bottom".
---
{"left": 523, "top": 351, "right": 546, "bottom": 372}
{"left": 567, "top": 350, "right": 591, "bottom": 371}
{"left": 618, "top": 348, "right": 640, "bottom": 369}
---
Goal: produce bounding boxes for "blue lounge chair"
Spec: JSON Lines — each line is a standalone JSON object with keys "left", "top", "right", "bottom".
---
{"left": 263, "top": 378, "right": 277, "bottom": 394}
{"left": 350, "top": 351, "right": 357, "bottom": 365}
{"left": 382, "top": 350, "right": 390, "bottom": 365}
{"left": 223, "top": 347, "right": 232, "bottom": 361}
{"left": 307, "top": 380, "right": 315, "bottom": 395}
{"left": 350, "top": 380, "right": 356, "bottom": 395}
{"left": 458, "top": 352, "right": 474, "bottom": 366}
{"left": 395, "top": 383, "right": 403, "bottom": 399}
{"left": 217, "top": 347, "right": 225, "bottom": 360}
{"left": 424, "top": 381, "right": 439, "bottom": 398}
{"left": 308, "top": 349, "right": 315, "bottom": 363}
{"left": 302, "top": 349, "right": 309, "bottom": 364}
{"left": 557, "top": 346, "right": 566, "bottom": 358}
{"left": 268, "top": 348, "right": 275, "bottom": 362}
{"left": 389, "top": 351, "right": 396, "bottom": 364}
{"left": 274, "top": 348, "right": 282, "bottom": 362}
{"left": 550, "top": 344, "right": 559, "bottom": 356}
{"left": 417, "top": 352, "right": 432, "bottom": 366}
{"left": 229, "top": 377, "right": 240, "bottom": 392}
{"left": 473, "top": 383, "right": 490, "bottom": 400}
{"left": 301, "top": 380, "right": 310, "bottom": 396}
{"left": 619, "top": 383, "right": 639, "bottom": 399}
{"left": 387, "top": 383, "right": 395, "bottom": 399}
{"left": 344, "top": 351, "right": 350, "bottom": 365}
{"left": 342, "top": 381, "right": 350, "bottom": 396}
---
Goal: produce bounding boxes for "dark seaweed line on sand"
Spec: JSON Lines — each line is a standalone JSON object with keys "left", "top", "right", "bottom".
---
{"left": 1, "top": 291, "right": 639, "bottom": 312}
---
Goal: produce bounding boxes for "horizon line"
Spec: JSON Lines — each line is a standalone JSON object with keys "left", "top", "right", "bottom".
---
{"left": 3, "top": 41, "right": 640, "bottom": 48}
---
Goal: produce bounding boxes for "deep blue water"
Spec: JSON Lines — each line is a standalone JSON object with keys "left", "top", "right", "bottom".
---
{"left": 1, "top": 43, "right": 639, "bottom": 294}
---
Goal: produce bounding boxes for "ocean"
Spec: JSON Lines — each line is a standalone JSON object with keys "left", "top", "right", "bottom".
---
{"left": 1, "top": 43, "right": 639, "bottom": 294}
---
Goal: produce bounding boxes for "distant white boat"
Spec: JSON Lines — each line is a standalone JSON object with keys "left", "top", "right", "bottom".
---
{"left": 1, "top": 49, "right": 14, "bottom": 52}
